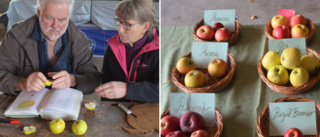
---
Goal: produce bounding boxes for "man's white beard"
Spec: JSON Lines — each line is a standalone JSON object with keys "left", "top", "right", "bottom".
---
{"left": 39, "top": 18, "right": 69, "bottom": 41}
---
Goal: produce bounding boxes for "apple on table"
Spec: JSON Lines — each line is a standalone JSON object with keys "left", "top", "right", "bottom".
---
{"left": 290, "top": 14, "right": 307, "bottom": 28}
{"left": 284, "top": 128, "right": 304, "bottom": 137}
{"left": 49, "top": 118, "right": 66, "bottom": 134}
{"left": 291, "top": 24, "right": 309, "bottom": 38}
{"left": 271, "top": 15, "right": 287, "bottom": 28}
{"left": 272, "top": 25, "right": 291, "bottom": 39}
{"left": 179, "top": 111, "right": 205, "bottom": 134}
{"left": 196, "top": 25, "right": 215, "bottom": 41}
{"left": 161, "top": 115, "right": 180, "bottom": 136}
{"left": 72, "top": 120, "right": 88, "bottom": 135}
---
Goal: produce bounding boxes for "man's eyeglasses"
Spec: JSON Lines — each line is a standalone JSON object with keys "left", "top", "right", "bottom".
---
{"left": 114, "top": 17, "right": 139, "bottom": 30}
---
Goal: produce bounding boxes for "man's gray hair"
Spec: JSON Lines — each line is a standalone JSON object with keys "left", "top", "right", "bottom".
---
{"left": 37, "top": 0, "right": 74, "bottom": 15}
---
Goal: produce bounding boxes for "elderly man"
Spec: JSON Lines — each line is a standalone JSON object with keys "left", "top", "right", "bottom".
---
{"left": 0, "top": 0, "right": 100, "bottom": 94}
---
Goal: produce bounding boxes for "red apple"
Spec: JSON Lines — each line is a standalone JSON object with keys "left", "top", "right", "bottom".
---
{"left": 213, "top": 22, "right": 224, "bottom": 32}
{"left": 291, "top": 24, "right": 309, "bottom": 38}
{"left": 272, "top": 25, "right": 291, "bottom": 39}
{"left": 176, "top": 58, "right": 196, "bottom": 75}
{"left": 161, "top": 115, "right": 180, "bottom": 136}
{"left": 179, "top": 111, "right": 205, "bottom": 134}
{"left": 290, "top": 14, "right": 307, "bottom": 28}
{"left": 271, "top": 15, "right": 287, "bottom": 28}
{"left": 190, "top": 129, "right": 210, "bottom": 137}
{"left": 215, "top": 28, "right": 231, "bottom": 42}
{"left": 284, "top": 128, "right": 303, "bottom": 137}
{"left": 196, "top": 25, "right": 215, "bottom": 41}
{"left": 165, "top": 131, "right": 188, "bottom": 137}
{"left": 184, "top": 70, "right": 206, "bottom": 88}
{"left": 208, "top": 58, "right": 228, "bottom": 78}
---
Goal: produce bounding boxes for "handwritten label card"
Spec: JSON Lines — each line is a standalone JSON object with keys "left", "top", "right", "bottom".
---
{"left": 191, "top": 42, "right": 228, "bottom": 68}
{"left": 204, "top": 10, "right": 236, "bottom": 32}
{"left": 268, "top": 38, "right": 307, "bottom": 56}
{"left": 169, "top": 93, "right": 215, "bottom": 127}
{"left": 269, "top": 102, "right": 317, "bottom": 136}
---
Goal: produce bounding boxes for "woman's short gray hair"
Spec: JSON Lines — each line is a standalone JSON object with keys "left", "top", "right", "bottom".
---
{"left": 37, "top": 0, "right": 74, "bottom": 15}
{"left": 115, "top": 0, "right": 157, "bottom": 35}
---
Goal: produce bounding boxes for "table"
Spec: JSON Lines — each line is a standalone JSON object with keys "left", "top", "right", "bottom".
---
{"left": 160, "top": 24, "right": 320, "bottom": 136}
{"left": 0, "top": 95, "right": 159, "bottom": 137}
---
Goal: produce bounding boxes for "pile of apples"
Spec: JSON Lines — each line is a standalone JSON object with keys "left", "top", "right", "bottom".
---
{"left": 161, "top": 111, "right": 210, "bottom": 137}
{"left": 271, "top": 14, "right": 309, "bottom": 39}
{"left": 196, "top": 22, "right": 231, "bottom": 41}
{"left": 262, "top": 47, "right": 320, "bottom": 87}
{"left": 176, "top": 57, "right": 228, "bottom": 88}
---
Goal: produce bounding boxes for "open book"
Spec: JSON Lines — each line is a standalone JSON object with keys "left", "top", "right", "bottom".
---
{"left": 4, "top": 88, "right": 83, "bottom": 121}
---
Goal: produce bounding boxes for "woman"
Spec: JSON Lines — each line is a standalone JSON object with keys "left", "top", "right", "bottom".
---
{"left": 95, "top": 0, "right": 159, "bottom": 103}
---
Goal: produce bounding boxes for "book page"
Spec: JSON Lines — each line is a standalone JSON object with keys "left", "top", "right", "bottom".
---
{"left": 4, "top": 88, "right": 50, "bottom": 117}
{"left": 38, "top": 88, "right": 83, "bottom": 120}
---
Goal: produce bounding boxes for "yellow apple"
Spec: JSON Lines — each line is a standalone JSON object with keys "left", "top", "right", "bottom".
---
{"left": 23, "top": 126, "right": 36, "bottom": 135}
{"left": 184, "top": 70, "right": 206, "bottom": 88}
{"left": 271, "top": 15, "right": 287, "bottom": 28}
{"left": 301, "top": 54, "right": 320, "bottom": 75}
{"left": 262, "top": 51, "right": 281, "bottom": 71}
{"left": 176, "top": 58, "right": 196, "bottom": 75}
{"left": 267, "top": 65, "right": 289, "bottom": 86}
{"left": 49, "top": 118, "right": 65, "bottom": 134}
{"left": 72, "top": 120, "right": 88, "bottom": 135}
{"left": 291, "top": 24, "right": 309, "bottom": 38}
{"left": 85, "top": 102, "right": 96, "bottom": 111}
{"left": 280, "top": 47, "right": 301, "bottom": 69}
{"left": 208, "top": 58, "right": 228, "bottom": 78}
{"left": 290, "top": 67, "right": 309, "bottom": 87}
{"left": 44, "top": 80, "right": 52, "bottom": 86}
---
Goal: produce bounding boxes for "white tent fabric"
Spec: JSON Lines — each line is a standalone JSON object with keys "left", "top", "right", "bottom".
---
{"left": 6, "top": 0, "right": 159, "bottom": 32}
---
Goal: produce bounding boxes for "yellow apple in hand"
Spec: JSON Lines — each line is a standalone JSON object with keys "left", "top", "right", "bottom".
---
{"left": 208, "top": 58, "right": 228, "bottom": 78}
{"left": 72, "top": 120, "right": 88, "bottom": 135}
{"left": 267, "top": 65, "right": 289, "bottom": 85}
{"left": 262, "top": 51, "right": 281, "bottom": 71}
{"left": 271, "top": 15, "right": 287, "bottom": 28}
{"left": 184, "top": 70, "right": 205, "bottom": 88}
{"left": 23, "top": 126, "right": 36, "bottom": 135}
{"left": 290, "top": 67, "right": 309, "bottom": 87}
{"left": 291, "top": 24, "right": 309, "bottom": 38}
{"left": 301, "top": 54, "right": 320, "bottom": 75}
{"left": 85, "top": 102, "right": 96, "bottom": 111}
{"left": 49, "top": 118, "right": 65, "bottom": 134}
{"left": 176, "top": 58, "right": 196, "bottom": 75}
{"left": 281, "top": 47, "right": 301, "bottom": 70}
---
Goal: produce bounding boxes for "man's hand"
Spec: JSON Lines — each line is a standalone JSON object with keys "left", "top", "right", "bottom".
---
{"left": 95, "top": 81, "right": 127, "bottom": 99}
{"left": 48, "top": 71, "right": 76, "bottom": 89}
{"left": 16, "top": 72, "right": 47, "bottom": 92}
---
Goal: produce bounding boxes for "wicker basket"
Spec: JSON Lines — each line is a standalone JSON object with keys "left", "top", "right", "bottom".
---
{"left": 161, "top": 108, "right": 223, "bottom": 137}
{"left": 172, "top": 52, "right": 236, "bottom": 93}
{"left": 256, "top": 96, "right": 320, "bottom": 137}
{"left": 192, "top": 18, "right": 241, "bottom": 46}
{"left": 257, "top": 48, "right": 320, "bottom": 95}
{"left": 264, "top": 18, "right": 315, "bottom": 42}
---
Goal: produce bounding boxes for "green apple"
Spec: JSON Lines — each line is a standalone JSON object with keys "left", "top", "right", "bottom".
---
{"left": 85, "top": 102, "right": 96, "bottom": 111}
{"left": 267, "top": 65, "right": 289, "bottom": 86}
{"left": 301, "top": 54, "right": 320, "bottom": 75}
{"left": 184, "top": 70, "right": 206, "bottom": 88}
{"left": 72, "top": 120, "right": 88, "bottom": 135}
{"left": 49, "top": 118, "right": 65, "bottom": 134}
{"left": 281, "top": 47, "right": 301, "bottom": 69}
{"left": 23, "top": 126, "right": 36, "bottom": 135}
{"left": 290, "top": 67, "right": 309, "bottom": 87}
{"left": 262, "top": 51, "right": 281, "bottom": 71}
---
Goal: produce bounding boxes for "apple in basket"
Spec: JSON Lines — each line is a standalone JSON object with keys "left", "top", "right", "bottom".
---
{"left": 271, "top": 15, "right": 287, "bottom": 28}
{"left": 196, "top": 25, "right": 215, "bottom": 41}
{"left": 215, "top": 28, "right": 231, "bottom": 42}
{"left": 262, "top": 51, "right": 281, "bottom": 71}
{"left": 165, "top": 131, "right": 188, "bottom": 137}
{"left": 272, "top": 25, "right": 291, "bottom": 39}
{"left": 280, "top": 47, "right": 301, "bottom": 70}
{"left": 160, "top": 115, "right": 180, "bottom": 136}
{"left": 290, "top": 14, "right": 307, "bottom": 28}
{"left": 284, "top": 128, "right": 303, "bottom": 137}
{"left": 290, "top": 67, "right": 309, "bottom": 87}
{"left": 213, "top": 22, "right": 224, "bottom": 32}
{"left": 291, "top": 24, "right": 309, "bottom": 38}
{"left": 184, "top": 70, "right": 206, "bottom": 88}
{"left": 176, "top": 57, "right": 196, "bottom": 75}
{"left": 208, "top": 58, "right": 228, "bottom": 78}
{"left": 180, "top": 111, "right": 205, "bottom": 134}
{"left": 190, "top": 129, "right": 210, "bottom": 137}
{"left": 301, "top": 54, "right": 320, "bottom": 75}
{"left": 267, "top": 65, "right": 289, "bottom": 86}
